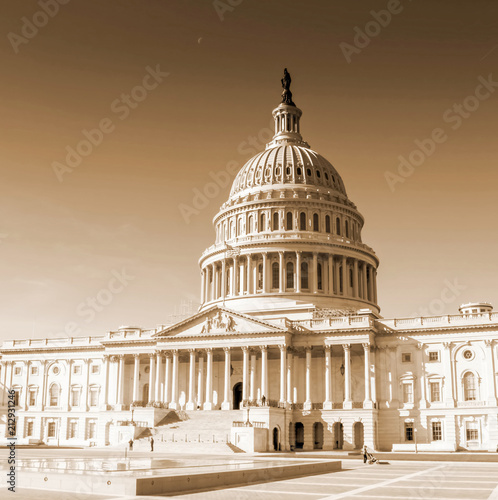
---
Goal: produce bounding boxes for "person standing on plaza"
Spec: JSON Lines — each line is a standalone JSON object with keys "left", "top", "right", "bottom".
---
{"left": 129, "top": 439, "right": 133, "bottom": 451}
{"left": 362, "top": 445, "right": 368, "bottom": 464}
{"left": 150, "top": 436, "right": 154, "bottom": 452}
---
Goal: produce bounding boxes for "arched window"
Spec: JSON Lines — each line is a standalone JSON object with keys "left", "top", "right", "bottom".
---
{"left": 349, "top": 268, "right": 354, "bottom": 288}
{"left": 249, "top": 215, "right": 254, "bottom": 234}
{"left": 301, "top": 262, "right": 309, "bottom": 289}
{"left": 336, "top": 217, "right": 341, "bottom": 235}
{"left": 237, "top": 218, "right": 242, "bottom": 236}
{"left": 325, "top": 215, "right": 331, "bottom": 233}
{"left": 49, "top": 383, "right": 60, "bottom": 407}
{"left": 273, "top": 212, "right": 279, "bottom": 231}
{"left": 339, "top": 266, "right": 343, "bottom": 293}
{"left": 286, "top": 262, "right": 294, "bottom": 289}
{"left": 230, "top": 220, "right": 235, "bottom": 239}
{"left": 286, "top": 212, "right": 293, "bottom": 230}
{"left": 300, "top": 212, "right": 306, "bottom": 231}
{"left": 260, "top": 213, "right": 266, "bottom": 232}
{"left": 272, "top": 262, "right": 279, "bottom": 289}
{"left": 345, "top": 220, "right": 349, "bottom": 238}
{"left": 317, "top": 263, "right": 322, "bottom": 290}
{"left": 313, "top": 213, "right": 319, "bottom": 231}
{"left": 257, "top": 264, "right": 263, "bottom": 290}
{"left": 463, "top": 372, "right": 476, "bottom": 401}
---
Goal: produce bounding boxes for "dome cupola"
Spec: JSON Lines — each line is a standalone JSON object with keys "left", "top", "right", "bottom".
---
{"left": 199, "top": 70, "right": 380, "bottom": 319}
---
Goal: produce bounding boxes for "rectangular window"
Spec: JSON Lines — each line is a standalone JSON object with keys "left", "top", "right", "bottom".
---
{"left": 428, "top": 351, "right": 439, "bottom": 362}
{"left": 403, "top": 383, "right": 413, "bottom": 403}
{"left": 432, "top": 422, "right": 442, "bottom": 441}
{"left": 466, "top": 422, "right": 479, "bottom": 441}
{"left": 14, "top": 366, "right": 21, "bottom": 376}
{"left": 402, "top": 353, "right": 412, "bottom": 363}
{"left": 13, "top": 390, "right": 20, "bottom": 407}
{"left": 91, "top": 364, "right": 100, "bottom": 374}
{"left": 47, "top": 422, "right": 56, "bottom": 438}
{"left": 71, "top": 388, "right": 81, "bottom": 407}
{"left": 89, "top": 388, "right": 99, "bottom": 407}
{"left": 29, "top": 390, "right": 37, "bottom": 406}
{"left": 88, "top": 421, "right": 96, "bottom": 440}
{"left": 405, "top": 422, "right": 414, "bottom": 441}
{"left": 30, "top": 366, "right": 38, "bottom": 375}
{"left": 73, "top": 365, "right": 81, "bottom": 375}
{"left": 430, "top": 382, "right": 441, "bottom": 402}
{"left": 26, "top": 421, "right": 34, "bottom": 437}
{"left": 69, "top": 420, "right": 78, "bottom": 439}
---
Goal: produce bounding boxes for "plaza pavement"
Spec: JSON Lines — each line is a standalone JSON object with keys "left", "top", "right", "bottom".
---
{"left": 9, "top": 449, "right": 498, "bottom": 499}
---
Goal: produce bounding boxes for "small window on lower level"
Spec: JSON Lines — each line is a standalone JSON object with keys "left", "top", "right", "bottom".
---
{"left": 432, "top": 422, "right": 442, "bottom": 441}
{"left": 402, "top": 353, "right": 412, "bottom": 363}
{"left": 405, "top": 422, "right": 413, "bottom": 441}
{"left": 429, "top": 351, "right": 440, "bottom": 362}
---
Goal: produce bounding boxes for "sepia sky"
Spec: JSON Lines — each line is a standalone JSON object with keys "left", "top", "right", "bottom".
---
{"left": 1, "top": 0, "right": 498, "bottom": 340}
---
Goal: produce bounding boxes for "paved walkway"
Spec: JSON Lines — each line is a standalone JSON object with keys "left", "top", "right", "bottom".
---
{"left": 13, "top": 460, "right": 498, "bottom": 499}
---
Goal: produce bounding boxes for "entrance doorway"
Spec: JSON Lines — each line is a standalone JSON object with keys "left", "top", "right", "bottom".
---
{"left": 273, "top": 427, "right": 279, "bottom": 451}
{"left": 333, "top": 422, "right": 344, "bottom": 449}
{"left": 313, "top": 422, "right": 324, "bottom": 449}
{"left": 232, "top": 382, "right": 243, "bottom": 409}
{"left": 295, "top": 422, "right": 304, "bottom": 449}
{"left": 353, "top": 422, "right": 364, "bottom": 449}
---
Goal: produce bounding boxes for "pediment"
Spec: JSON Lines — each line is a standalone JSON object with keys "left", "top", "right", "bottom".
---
{"left": 154, "top": 306, "right": 287, "bottom": 339}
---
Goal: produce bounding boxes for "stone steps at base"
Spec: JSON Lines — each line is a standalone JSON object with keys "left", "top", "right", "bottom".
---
{"left": 133, "top": 440, "right": 243, "bottom": 454}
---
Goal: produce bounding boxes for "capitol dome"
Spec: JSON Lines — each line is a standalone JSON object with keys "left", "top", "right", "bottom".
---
{"left": 199, "top": 70, "right": 379, "bottom": 318}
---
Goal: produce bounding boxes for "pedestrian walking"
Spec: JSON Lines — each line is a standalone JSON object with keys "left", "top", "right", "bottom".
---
{"left": 150, "top": 436, "right": 154, "bottom": 452}
{"left": 129, "top": 439, "right": 133, "bottom": 451}
{"left": 362, "top": 445, "right": 368, "bottom": 464}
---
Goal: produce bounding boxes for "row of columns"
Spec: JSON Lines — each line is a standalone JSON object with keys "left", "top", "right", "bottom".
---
{"left": 114, "top": 344, "right": 375, "bottom": 410}
{"left": 201, "top": 252, "right": 377, "bottom": 305}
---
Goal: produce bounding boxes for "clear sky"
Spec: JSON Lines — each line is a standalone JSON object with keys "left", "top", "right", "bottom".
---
{"left": 1, "top": 0, "right": 497, "bottom": 341}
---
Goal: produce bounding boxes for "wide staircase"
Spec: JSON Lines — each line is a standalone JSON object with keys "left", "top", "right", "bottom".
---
{"left": 134, "top": 409, "right": 245, "bottom": 454}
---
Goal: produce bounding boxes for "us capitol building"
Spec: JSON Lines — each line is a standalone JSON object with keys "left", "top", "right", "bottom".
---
{"left": 1, "top": 71, "right": 497, "bottom": 453}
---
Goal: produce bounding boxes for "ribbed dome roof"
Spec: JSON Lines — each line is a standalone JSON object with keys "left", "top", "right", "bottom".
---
{"left": 229, "top": 144, "right": 347, "bottom": 200}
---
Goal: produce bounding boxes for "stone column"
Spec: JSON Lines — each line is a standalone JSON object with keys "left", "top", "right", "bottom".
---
{"left": 373, "top": 268, "right": 378, "bottom": 304}
{"left": 242, "top": 347, "right": 249, "bottom": 402}
{"left": 214, "top": 264, "right": 219, "bottom": 300}
{"left": 296, "top": 251, "right": 302, "bottom": 293}
{"left": 371, "top": 347, "right": 377, "bottom": 407}
{"left": 169, "top": 350, "right": 179, "bottom": 409}
{"left": 334, "top": 258, "right": 340, "bottom": 296}
{"left": 83, "top": 358, "right": 90, "bottom": 410}
{"left": 246, "top": 255, "right": 251, "bottom": 294}
{"left": 442, "top": 342, "right": 455, "bottom": 407}
{"left": 186, "top": 349, "right": 196, "bottom": 410}
{"left": 164, "top": 353, "right": 171, "bottom": 405}
{"left": 148, "top": 354, "right": 155, "bottom": 405}
{"left": 200, "top": 269, "right": 205, "bottom": 304}
{"left": 101, "top": 355, "right": 110, "bottom": 409}
{"left": 117, "top": 355, "right": 125, "bottom": 407}
{"left": 221, "top": 259, "right": 226, "bottom": 298}
{"left": 279, "top": 345, "right": 286, "bottom": 404}
{"left": 260, "top": 346, "right": 268, "bottom": 401}
{"left": 388, "top": 346, "right": 399, "bottom": 408}
{"left": 210, "top": 264, "right": 215, "bottom": 301}
{"left": 484, "top": 340, "right": 497, "bottom": 405}
{"left": 132, "top": 354, "right": 140, "bottom": 403}
{"left": 353, "top": 259, "right": 359, "bottom": 298}
{"left": 155, "top": 352, "right": 162, "bottom": 403}
{"left": 286, "top": 351, "right": 293, "bottom": 405}
{"left": 304, "top": 347, "right": 312, "bottom": 410}
{"left": 367, "top": 265, "right": 374, "bottom": 302}
{"left": 62, "top": 360, "right": 70, "bottom": 411}
{"left": 363, "top": 344, "right": 373, "bottom": 408}
{"left": 362, "top": 262, "right": 367, "bottom": 300}
{"left": 279, "top": 252, "right": 284, "bottom": 292}
{"left": 312, "top": 252, "right": 318, "bottom": 293}
{"left": 417, "top": 343, "right": 427, "bottom": 408}
{"left": 341, "top": 256, "right": 347, "bottom": 295}
{"left": 232, "top": 256, "right": 239, "bottom": 296}
{"left": 39, "top": 361, "right": 46, "bottom": 410}
{"left": 323, "top": 346, "right": 332, "bottom": 409}
{"left": 240, "top": 257, "right": 245, "bottom": 295}
{"left": 343, "top": 344, "right": 352, "bottom": 409}
{"left": 196, "top": 353, "right": 204, "bottom": 409}
{"left": 203, "top": 348, "right": 214, "bottom": 410}
{"left": 328, "top": 255, "right": 334, "bottom": 295}
{"left": 222, "top": 347, "right": 232, "bottom": 410}
{"left": 250, "top": 351, "right": 256, "bottom": 401}
{"left": 0, "top": 362, "right": 8, "bottom": 406}
{"left": 262, "top": 253, "right": 268, "bottom": 293}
